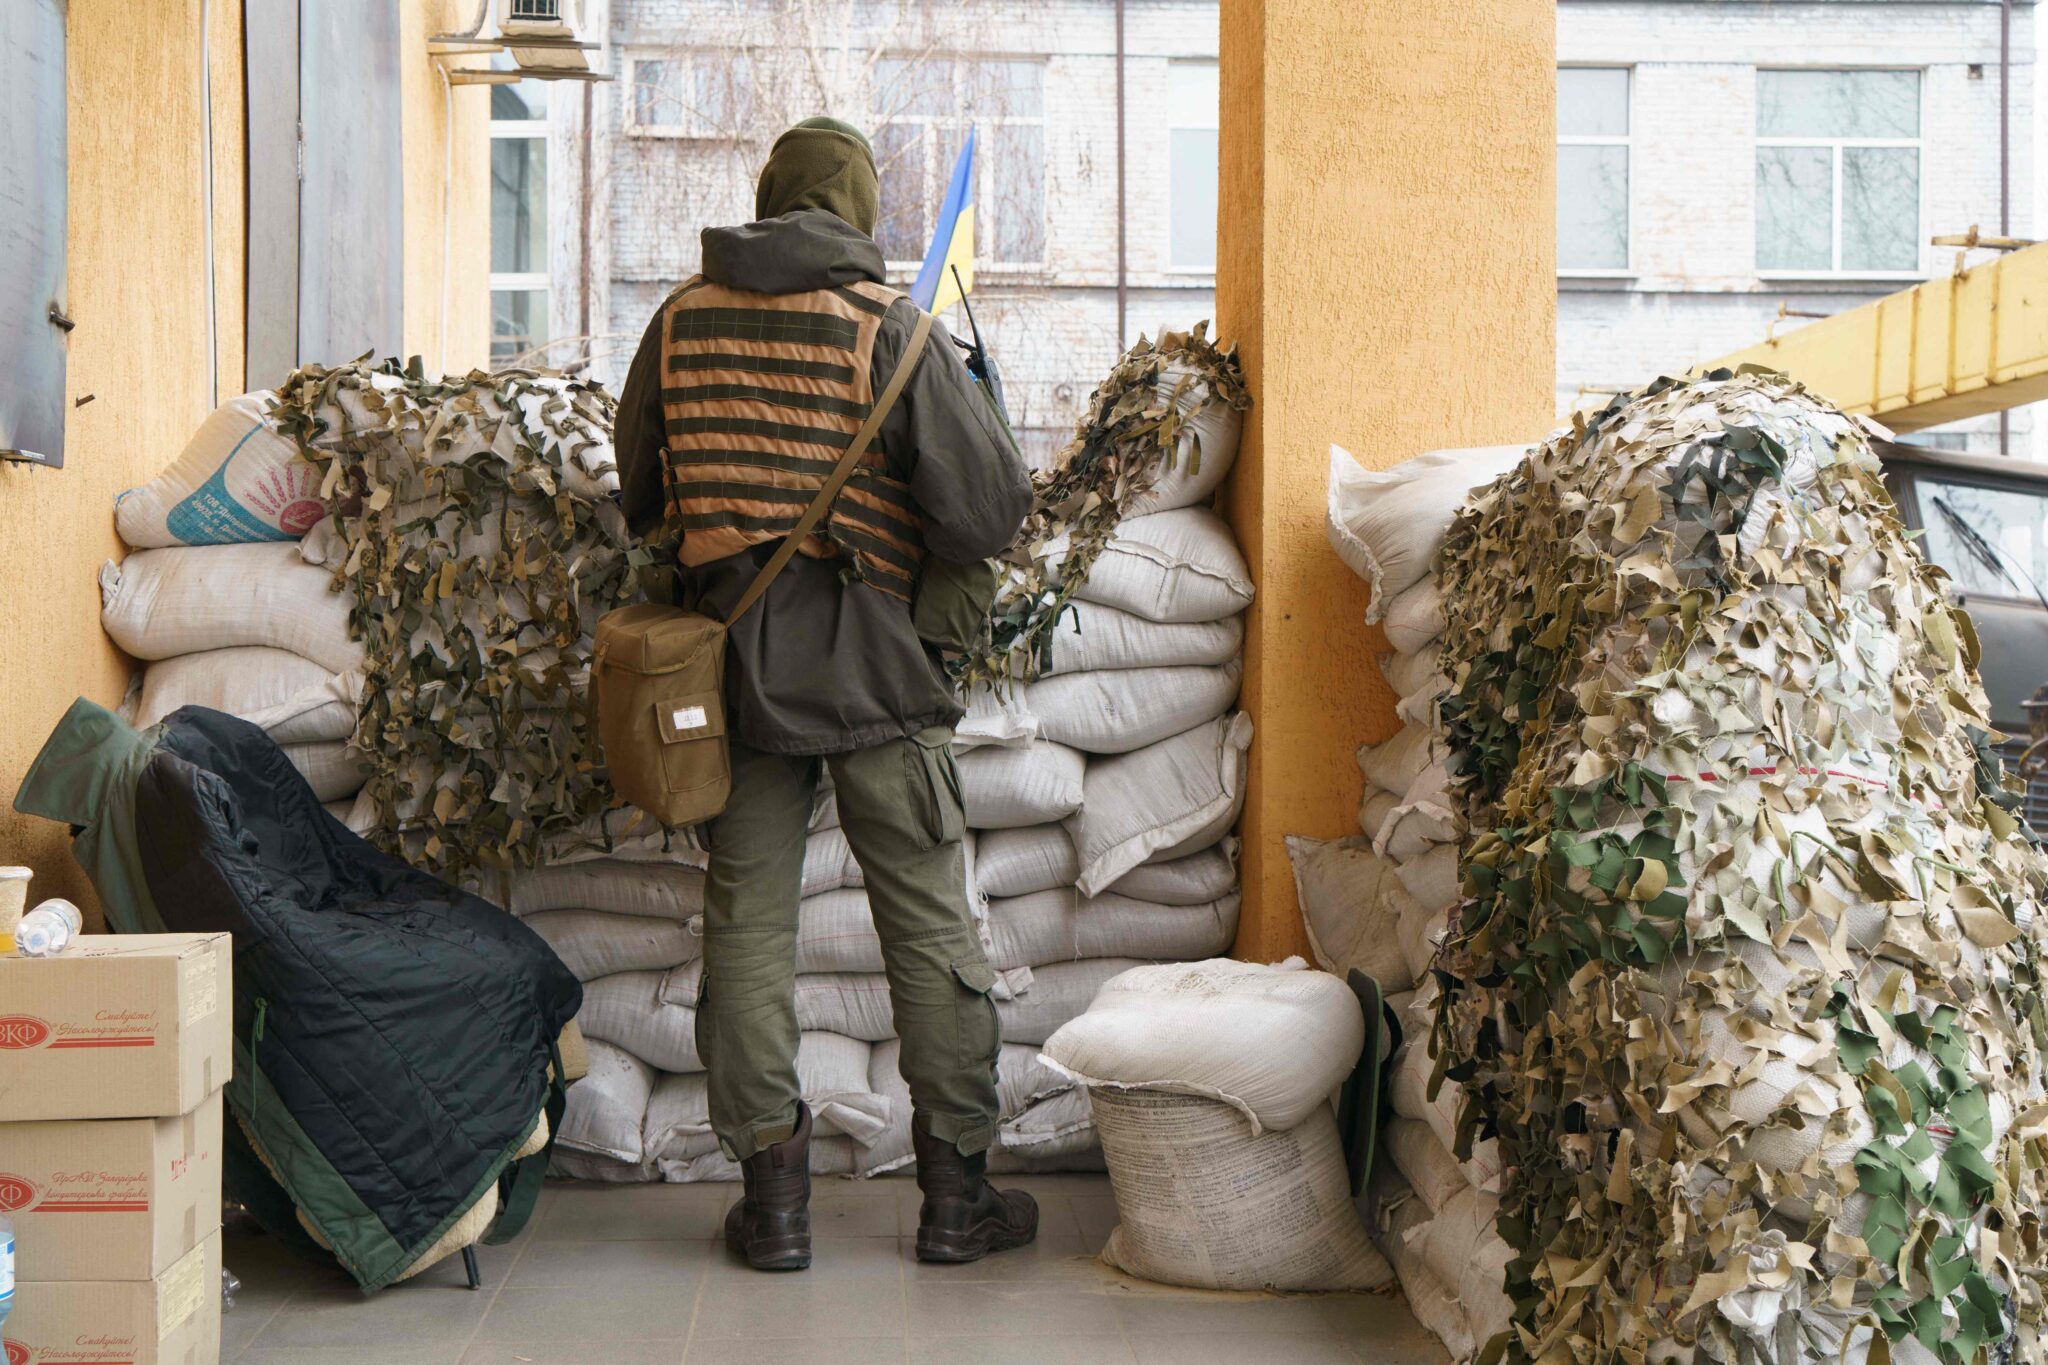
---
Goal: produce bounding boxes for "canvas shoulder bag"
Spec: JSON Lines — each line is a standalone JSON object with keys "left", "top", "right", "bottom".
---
{"left": 593, "top": 311, "right": 934, "bottom": 828}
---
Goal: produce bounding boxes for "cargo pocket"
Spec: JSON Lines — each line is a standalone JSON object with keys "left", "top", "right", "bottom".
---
{"left": 951, "top": 958, "right": 1002, "bottom": 1069}
{"left": 655, "top": 690, "right": 730, "bottom": 804}
{"left": 904, "top": 727, "right": 966, "bottom": 851}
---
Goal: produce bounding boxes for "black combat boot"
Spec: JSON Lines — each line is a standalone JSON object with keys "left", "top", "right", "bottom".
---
{"left": 724, "top": 1102, "right": 812, "bottom": 1271}
{"left": 911, "top": 1121, "right": 1039, "bottom": 1263}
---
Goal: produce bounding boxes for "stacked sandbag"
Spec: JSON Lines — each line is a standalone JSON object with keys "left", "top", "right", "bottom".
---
{"left": 1041, "top": 957, "right": 1392, "bottom": 1291}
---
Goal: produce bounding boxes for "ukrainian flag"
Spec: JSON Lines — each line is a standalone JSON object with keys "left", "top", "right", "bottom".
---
{"left": 912, "top": 127, "right": 975, "bottom": 316}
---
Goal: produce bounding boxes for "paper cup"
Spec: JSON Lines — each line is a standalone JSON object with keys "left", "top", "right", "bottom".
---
{"left": 0, "top": 867, "right": 31, "bottom": 934}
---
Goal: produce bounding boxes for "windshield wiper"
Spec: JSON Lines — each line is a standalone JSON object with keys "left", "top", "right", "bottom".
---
{"left": 1930, "top": 494, "right": 2048, "bottom": 611}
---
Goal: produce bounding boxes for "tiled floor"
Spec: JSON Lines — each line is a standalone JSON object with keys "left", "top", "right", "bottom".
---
{"left": 222, "top": 1174, "right": 1448, "bottom": 1364}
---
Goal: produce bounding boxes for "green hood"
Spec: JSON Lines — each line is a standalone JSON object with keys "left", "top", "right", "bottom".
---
{"left": 754, "top": 117, "right": 879, "bottom": 236}
{"left": 15, "top": 698, "right": 165, "bottom": 933}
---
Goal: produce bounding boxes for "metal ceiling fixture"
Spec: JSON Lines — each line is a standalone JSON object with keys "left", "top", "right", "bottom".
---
{"left": 430, "top": 0, "right": 614, "bottom": 86}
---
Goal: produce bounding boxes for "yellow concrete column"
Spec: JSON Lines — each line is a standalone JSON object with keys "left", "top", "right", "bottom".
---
{"left": 1218, "top": 0, "right": 1558, "bottom": 961}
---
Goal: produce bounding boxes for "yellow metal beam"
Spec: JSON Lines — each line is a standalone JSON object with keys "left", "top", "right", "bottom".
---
{"left": 1701, "top": 241, "right": 2048, "bottom": 432}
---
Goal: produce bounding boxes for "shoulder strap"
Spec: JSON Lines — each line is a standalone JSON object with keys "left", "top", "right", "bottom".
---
{"left": 725, "top": 310, "right": 934, "bottom": 625}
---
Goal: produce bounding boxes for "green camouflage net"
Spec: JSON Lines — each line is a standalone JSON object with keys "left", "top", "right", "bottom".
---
{"left": 954, "top": 322, "right": 1249, "bottom": 691}
{"left": 1431, "top": 369, "right": 2048, "bottom": 1363}
{"left": 276, "top": 358, "right": 640, "bottom": 876}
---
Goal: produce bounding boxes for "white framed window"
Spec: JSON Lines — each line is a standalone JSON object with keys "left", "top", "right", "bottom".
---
{"left": 871, "top": 57, "right": 1047, "bottom": 269}
{"left": 622, "top": 50, "right": 754, "bottom": 139}
{"left": 490, "top": 72, "right": 550, "bottom": 364}
{"left": 1168, "top": 61, "right": 1219, "bottom": 272}
{"left": 1756, "top": 69, "right": 1922, "bottom": 278}
{"left": 1558, "top": 67, "right": 1630, "bottom": 274}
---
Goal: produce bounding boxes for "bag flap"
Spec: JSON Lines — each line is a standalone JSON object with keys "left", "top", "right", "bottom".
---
{"left": 655, "top": 691, "right": 726, "bottom": 744}
{"left": 597, "top": 605, "right": 723, "bottom": 675}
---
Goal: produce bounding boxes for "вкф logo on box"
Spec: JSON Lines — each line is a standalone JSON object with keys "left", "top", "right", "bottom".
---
{"left": 0, "top": 1016, "right": 49, "bottom": 1050}
{"left": 5, "top": 1339, "right": 30, "bottom": 1365}
{"left": 0, "top": 1174, "right": 36, "bottom": 1211}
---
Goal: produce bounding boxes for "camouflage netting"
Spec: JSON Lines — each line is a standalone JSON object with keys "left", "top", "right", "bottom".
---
{"left": 1430, "top": 369, "right": 2048, "bottom": 1363}
{"left": 955, "top": 322, "right": 1249, "bottom": 691}
{"left": 276, "top": 358, "right": 641, "bottom": 875}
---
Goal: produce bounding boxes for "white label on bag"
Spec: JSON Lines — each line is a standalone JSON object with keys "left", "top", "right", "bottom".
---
{"left": 671, "top": 705, "right": 709, "bottom": 732}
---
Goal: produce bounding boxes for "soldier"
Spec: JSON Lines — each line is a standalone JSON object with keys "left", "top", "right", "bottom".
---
{"left": 614, "top": 118, "right": 1038, "bottom": 1271}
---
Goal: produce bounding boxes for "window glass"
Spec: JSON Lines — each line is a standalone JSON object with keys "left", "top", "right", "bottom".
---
{"left": 1841, "top": 145, "right": 1919, "bottom": 272}
{"left": 874, "top": 121, "right": 927, "bottom": 262}
{"left": 1917, "top": 479, "right": 2048, "bottom": 598}
{"left": 1758, "top": 69, "right": 1919, "bottom": 139}
{"left": 1169, "top": 61, "right": 1219, "bottom": 123}
{"left": 1558, "top": 144, "right": 1629, "bottom": 270}
{"left": 990, "top": 121, "right": 1046, "bottom": 263}
{"left": 491, "top": 289, "right": 549, "bottom": 365}
{"left": 873, "top": 57, "right": 954, "bottom": 118}
{"left": 491, "top": 138, "right": 547, "bottom": 274}
{"left": 969, "top": 60, "right": 1043, "bottom": 118}
{"left": 1756, "top": 144, "right": 1834, "bottom": 272}
{"left": 491, "top": 78, "right": 549, "bottom": 122}
{"left": 632, "top": 58, "right": 677, "bottom": 127}
{"left": 1170, "top": 128, "right": 1218, "bottom": 270}
{"left": 1558, "top": 67, "right": 1628, "bottom": 137}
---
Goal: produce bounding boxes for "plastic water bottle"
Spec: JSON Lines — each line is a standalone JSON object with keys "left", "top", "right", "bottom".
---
{"left": 0, "top": 1209, "right": 15, "bottom": 1336}
{"left": 15, "top": 898, "right": 81, "bottom": 957}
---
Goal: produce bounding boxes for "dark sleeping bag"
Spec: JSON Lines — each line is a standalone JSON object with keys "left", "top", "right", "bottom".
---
{"left": 15, "top": 699, "right": 581, "bottom": 1291}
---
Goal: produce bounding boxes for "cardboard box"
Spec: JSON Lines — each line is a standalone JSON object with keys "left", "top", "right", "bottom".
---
{"left": 0, "top": 935, "right": 231, "bottom": 1121}
{"left": 0, "top": 1090, "right": 223, "bottom": 1282}
{"left": 2, "top": 1229, "right": 221, "bottom": 1365}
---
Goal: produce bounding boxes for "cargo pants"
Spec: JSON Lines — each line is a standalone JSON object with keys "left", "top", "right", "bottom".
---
{"left": 698, "top": 729, "right": 1003, "bottom": 1161}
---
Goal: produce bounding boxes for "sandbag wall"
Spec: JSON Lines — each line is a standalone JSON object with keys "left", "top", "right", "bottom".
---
{"left": 1307, "top": 442, "right": 1526, "bottom": 1357}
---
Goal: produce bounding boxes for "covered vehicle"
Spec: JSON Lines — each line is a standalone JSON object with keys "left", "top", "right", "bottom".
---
{"left": 14, "top": 699, "right": 581, "bottom": 1291}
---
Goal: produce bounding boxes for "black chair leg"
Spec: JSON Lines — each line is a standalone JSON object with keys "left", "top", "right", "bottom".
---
{"left": 462, "top": 1245, "right": 481, "bottom": 1290}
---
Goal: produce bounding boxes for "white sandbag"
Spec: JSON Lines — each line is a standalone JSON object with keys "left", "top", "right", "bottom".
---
{"left": 802, "top": 827, "right": 863, "bottom": 897}
{"left": 1069, "top": 507, "right": 1255, "bottom": 624}
{"left": 857, "top": 1040, "right": 1082, "bottom": 1175}
{"left": 1381, "top": 646, "right": 1444, "bottom": 700}
{"left": 1358, "top": 789, "right": 1399, "bottom": 842}
{"left": 1397, "top": 896, "right": 1447, "bottom": 983}
{"left": 1384, "top": 1117, "right": 1466, "bottom": 1216}
{"left": 657, "top": 1136, "right": 855, "bottom": 1183}
{"left": 1393, "top": 843, "right": 1459, "bottom": 914}
{"left": 114, "top": 390, "right": 328, "bottom": 548}
{"left": 1381, "top": 1184, "right": 1513, "bottom": 1360}
{"left": 1110, "top": 841, "right": 1239, "bottom": 906}
{"left": 999, "top": 958, "right": 1137, "bottom": 1046}
{"left": 138, "top": 647, "right": 355, "bottom": 743}
{"left": 1375, "top": 798, "right": 1458, "bottom": 863}
{"left": 659, "top": 960, "right": 1035, "bottom": 1043}
{"left": 284, "top": 741, "right": 366, "bottom": 803}
{"left": 1379, "top": 577, "right": 1444, "bottom": 654}
{"left": 1285, "top": 836, "right": 1418, "bottom": 992}
{"left": 953, "top": 684, "right": 1039, "bottom": 751}
{"left": 1355, "top": 724, "right": 1439, "bottom": 801}
{"left": 1119, "top": 363, "right": 1245, "bottom": 518}
{"left": 1394, "top": 679, "right": 1446, "bottom": 731}
{"left": 1093, "top": 1091, "right": 1389, "bottom": 1292}
{"left": 577, "top": 970, "right": 700, "bottom": 1074}
{"left": 1040, "top": 956, "right": 1362, "bottom": 1132}
{"left": 525, "top": 910, "right": 700, "bottom": 983}
{"left": 549, "top": 1148, "right": 655, "bottom": 1183}
{"left": 1066, "top": 713, "right": 1252, "bottom": 895}
{"left": 643, "top": 1032, "right": 889, "bottom": 1159}
{"left": 506, "top": 859, "right": 708, "bottom": 920}
{"left": 986, "top": 890, "right": 1239, "bottom": 969}
{"left": 1027, "top": 660, "right": 1241, "bottom": 755}
{"left": 998, "top": 1087, "right": 1097, "bottom": 1160}
{"left": 957, "top": 741, "right": 1086, "bottom": 829}
{"left": 1324, "top": 442, "right": 1526, "bottom": 615}
{"left": 1043, "top": 602, "right": 1244, "bottom": 676}
{"left": 99, "top": 542, "right": 364, "bottom": 673}
{"left": 558, "top": 1039, "right": 654, "bottom": 1164}
{"left": 975, "top": 825, "right": 1078, "bottom": 898}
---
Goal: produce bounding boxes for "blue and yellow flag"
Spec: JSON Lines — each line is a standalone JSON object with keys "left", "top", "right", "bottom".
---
{"left": 912, "top": 127, "right": 975, "bottom": 316}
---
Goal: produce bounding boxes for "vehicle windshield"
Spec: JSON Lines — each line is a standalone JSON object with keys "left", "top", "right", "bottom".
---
{"left": 1917, "top": 477, "right": 2048, "bottom": 601}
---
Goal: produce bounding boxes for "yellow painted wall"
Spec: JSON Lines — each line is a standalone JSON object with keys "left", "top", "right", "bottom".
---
{"left": 0, "top": 0, "right": 242, "bottom": 922}
{"left": 401, "top": 0, "right": 492, "bottom": 373}
{"left": 0, "top": 2, "right": 488, "bottom": 926}
{"left": 1218, "top": 0, "right": 1558, "bottom": 961}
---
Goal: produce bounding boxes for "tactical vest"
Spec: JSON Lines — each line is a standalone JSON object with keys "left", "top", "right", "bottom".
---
{"left": 657, "top": 276, "right": 926, "bottom": 602}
